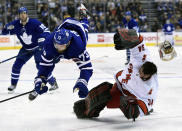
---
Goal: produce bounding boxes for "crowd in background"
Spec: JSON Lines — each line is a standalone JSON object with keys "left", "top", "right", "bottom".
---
{"left": 1, "top": 0, "right": 182, "bottom": 33}
{"left": 156, "top": 1, "right": 182, "bottom": 31}
{"left": 36, "top": 0, "right": 148, "bottom": 32}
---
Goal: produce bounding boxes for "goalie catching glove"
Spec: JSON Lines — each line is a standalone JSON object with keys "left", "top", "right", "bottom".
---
{"left": 113, "top": 28, "right": 140, "bottom": 50}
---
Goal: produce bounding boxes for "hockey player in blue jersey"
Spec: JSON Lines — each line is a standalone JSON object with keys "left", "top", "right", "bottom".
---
{"left": 30, "top": 4, "right": 93, "bottom": 100}
{"left": 2, "top": 7, "right": 58, "bottom": 98}
{"left": 122, "top": 11, "right": 139, "bottom": 65}
{"left": 162, "top": 19, "right": 175, "bottom": 45}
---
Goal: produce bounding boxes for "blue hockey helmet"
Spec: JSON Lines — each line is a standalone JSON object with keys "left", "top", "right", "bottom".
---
{"left": 125, "top": 11, "right": 131, "bottom": 16}
{"left": 18, "top": 7, "right": 28, "bottom": 14}
{"left": 54, "top": 28, "right": 72, "bottom": 45}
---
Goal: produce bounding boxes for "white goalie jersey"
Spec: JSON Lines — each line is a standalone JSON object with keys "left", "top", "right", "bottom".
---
{"left": 115, "top": 36, "right": 158, "bottom": 116}
{"left": 159, "top": 41, "right": 177, "bottom": 61}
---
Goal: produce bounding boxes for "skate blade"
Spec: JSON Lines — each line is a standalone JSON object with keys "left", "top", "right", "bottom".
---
{"left": 8, "top": 90, "right": 15, "bottom": 94}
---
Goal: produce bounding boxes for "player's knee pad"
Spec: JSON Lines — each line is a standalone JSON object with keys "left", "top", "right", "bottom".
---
{"left": 74, "top": 81, "right": 113, "bottom": 118}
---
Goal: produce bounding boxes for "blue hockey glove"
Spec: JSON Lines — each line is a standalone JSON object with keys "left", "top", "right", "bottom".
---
{"left": 34, "top": 77, "right": 48, "bottom": 95}
{"left": 73, "top": 79, "right": 88, "bottom": 98}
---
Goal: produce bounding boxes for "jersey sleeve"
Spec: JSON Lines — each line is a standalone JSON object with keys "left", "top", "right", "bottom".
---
{"left": 137, "top": 98, "right": 153, "bottom": 116}
{"left": 130, "top": 38, "right": 152, "bottom": 64}
{"left": 38, "top": 43, "right": 55, "bottom": 78}
{"left": 35, "top": 20, "right": 50, "bottom": 43}
{"left": 2, "top": 21, "right": 16, "bottom": 35}
{"left": 72, "top": 50, "right": 93, "bottom": 87}
{"left": 137, "top": 74, "right": 158, "bottom": 116}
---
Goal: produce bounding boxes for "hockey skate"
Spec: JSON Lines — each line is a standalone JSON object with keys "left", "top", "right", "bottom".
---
{"left": 8, "top": 85, "right": 16, "bottom": 93}
{"left": 28, "top": 91, "right": 38, "bottom": 101}
{"left": 49, "top": 81, "right": 59, "bottom": 91}
{"left": 125, "top": 60, "right": 130, "bottom": 65}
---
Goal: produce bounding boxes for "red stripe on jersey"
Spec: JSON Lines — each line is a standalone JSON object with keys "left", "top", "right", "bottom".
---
{"left": 137, "top": 100, "right": 148, "bottom": 115}
{"left": 139, "top": 35, "right": 143, "bottom": 43}
{"left": 115, "top": 70, "right": 123, "bottom": 79}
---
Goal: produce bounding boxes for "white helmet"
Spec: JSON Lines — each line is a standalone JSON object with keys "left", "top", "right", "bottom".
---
{"left": 159, "top": 41, "right": 177, "bottom": 61}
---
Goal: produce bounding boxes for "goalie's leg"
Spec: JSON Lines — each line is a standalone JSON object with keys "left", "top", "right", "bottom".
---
{"left": 73, "top": 99, "right": 87, "bottom": 118}
{"left": 73, "top": 81, "right": 113, "bottom": 118}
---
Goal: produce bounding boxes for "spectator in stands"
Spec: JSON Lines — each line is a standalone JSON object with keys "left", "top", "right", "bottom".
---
{"left": 151, "top": 18, "right": 161, "bottom": 32}
{"left": 163, "top": 19, "right": 175, "bottom": 45}
{"left": 139, "top": 11, "right": 147, "bottom": 26}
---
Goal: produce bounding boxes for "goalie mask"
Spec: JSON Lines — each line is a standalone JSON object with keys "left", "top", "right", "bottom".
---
{"left": 159, "top": 41, "right": 177, "bottom": 61}
{"left": 163, "top": 41, "right": 173, "bottom": 54}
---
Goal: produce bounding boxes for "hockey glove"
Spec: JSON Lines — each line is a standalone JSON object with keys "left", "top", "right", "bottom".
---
{"left": 120, "top": 96, "right": 139, "bottom": 121}
{"left": 73, "top": 79, "right": 88, "bottom": 98}
{"left": 34, "top": 77, "right": 48, "bottom": 95}
{"left": 113, "top": 29, "right": 140, "bottom": 50}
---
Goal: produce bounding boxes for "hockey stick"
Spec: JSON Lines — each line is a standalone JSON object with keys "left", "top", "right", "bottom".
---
{"left": 0, "top": 47, "right": 38, "bottom": 64}
{"left": 0, "top": 90, "right": 35, "bottom": 103}
{"left": 0, "top": 55, "right": 19, "bottom": 64}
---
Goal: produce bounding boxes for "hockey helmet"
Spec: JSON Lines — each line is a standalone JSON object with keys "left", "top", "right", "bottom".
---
{"left": 19, "top": 7, "right": 28, "bottom": 14}
{"left": 54, "top": 28, "right": 72, "bottom": 45}
{"left": 125, "top": 11, "right": 131, "bottom": 16}
{"left": 162, "top": 41, "right": 173, "bottom": 54}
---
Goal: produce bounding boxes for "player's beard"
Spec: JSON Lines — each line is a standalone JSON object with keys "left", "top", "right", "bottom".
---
{"left": 20, "top": 16, "right": 27, "bottom": 23}
{"left": 140, "top": 76, "right": 151, "bottom": 81}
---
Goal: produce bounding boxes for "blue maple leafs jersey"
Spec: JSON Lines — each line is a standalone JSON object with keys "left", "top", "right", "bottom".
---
{"left": 2, "top": 18, "right": 50, "bottom": 50}
{"left": 38, "top": 18, "right": 93, "bottom": 83}
{"left": 122, "top": 18, "right": 139, "bottom": 32}
{"left": 163, "top": 23, "right": 175, "bottom": 35}
{"left": 55, "top": 17, "right": 89, "bottom": 46}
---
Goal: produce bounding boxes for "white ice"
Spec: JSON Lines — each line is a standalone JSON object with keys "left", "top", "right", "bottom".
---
{"left": 0, "top": 46, "right": 182, "bottom": 131}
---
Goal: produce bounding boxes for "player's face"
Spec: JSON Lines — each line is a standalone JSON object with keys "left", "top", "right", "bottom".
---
{"left": 19, "top": 12, "right": 28, "bottom": 22}
{"left": 54, "top": 42, "right": 70, "bottom": 53}
{"left": 126, "top": 15, "right": 131, "bottom": 21}
{"left": 139, "top": 67, "right": 151, "bottom": 81}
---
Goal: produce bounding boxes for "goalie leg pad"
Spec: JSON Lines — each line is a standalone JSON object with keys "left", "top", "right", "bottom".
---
{"left": 107, "top": 83, "right": 123, "bottom": 108}
{"left": 73, "top": 82, "right": 113, "bottom": 118}
{"left": 84, "top": 81, "right": 113, "bottom": 118}
{"left": 73, "top": 99, "right": 88, "bottom": 118}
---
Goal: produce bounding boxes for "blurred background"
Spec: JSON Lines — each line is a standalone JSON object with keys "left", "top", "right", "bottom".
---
{"left": 0, "top": 0, "right": 182, "bottom": 33}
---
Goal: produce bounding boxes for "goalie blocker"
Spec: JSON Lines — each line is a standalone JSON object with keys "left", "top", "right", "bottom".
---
{"left": 113, "top": 28, "right": 141, "bottom": 50}
{"left": 73, "top": 82, "right": 140, "bottom": 120}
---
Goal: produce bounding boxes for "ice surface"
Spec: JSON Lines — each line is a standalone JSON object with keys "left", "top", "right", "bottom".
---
{"left": 0, "top": 46, "right": 182, "bottom": 131}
